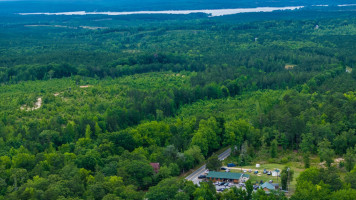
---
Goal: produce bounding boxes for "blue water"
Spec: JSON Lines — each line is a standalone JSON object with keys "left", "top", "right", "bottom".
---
{"left": 0, "top": 0, "right": 354, "bottom": 14}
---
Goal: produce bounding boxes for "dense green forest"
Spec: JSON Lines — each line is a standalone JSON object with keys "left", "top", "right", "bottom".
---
{"left": 0, "top": 4, "right": 356, "bottom": 200}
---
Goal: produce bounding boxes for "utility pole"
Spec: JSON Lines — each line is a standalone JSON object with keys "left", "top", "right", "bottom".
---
{"left": 287, "top": 167, "right": 290, "bottom": 191}
{"left": 275, "top": 169, "right": 280, "bottom": 185}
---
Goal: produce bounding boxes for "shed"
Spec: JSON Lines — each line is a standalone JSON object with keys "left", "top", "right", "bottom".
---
{"left": 272, "top": 169, "right": 280, "bottom": 177}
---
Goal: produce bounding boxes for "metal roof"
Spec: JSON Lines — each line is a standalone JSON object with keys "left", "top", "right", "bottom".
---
{"left": 260, "top": 182, "right": 276, "bottom": 190}
{"left": 242, "top": 174, "right": 250, "bottom": 178}
{"left": 206, "top": 171, "right": 249, "bottom": 179}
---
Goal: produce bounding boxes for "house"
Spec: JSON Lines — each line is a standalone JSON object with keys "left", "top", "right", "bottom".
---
{"left": 150, "top": 163, "right": 160, "bottom": 173}
{"left": 206, "top": 171, "right": 250, "bottom": 183}
{"left": 260, "top": 182, "right": 279, "bottom": 192}
{"left": 259, "top": 182, "right": 279, "bottom": 192}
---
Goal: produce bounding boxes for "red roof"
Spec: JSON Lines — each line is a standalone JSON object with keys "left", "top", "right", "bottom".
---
{"left": 150, "top": 163, "right": 160, "bottom": 173}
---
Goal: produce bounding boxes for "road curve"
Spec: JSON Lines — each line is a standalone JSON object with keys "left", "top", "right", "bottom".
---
{"left": 185, "top": 147, "right": 231, "bottom": 182}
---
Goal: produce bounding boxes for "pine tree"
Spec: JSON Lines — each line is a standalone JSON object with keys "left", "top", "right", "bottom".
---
{"left": 345, "top": 148, "right": 355, "bottom": 172}
{"left": 85, "top": 124, "right": 92, "bottom": 139}
{"left": 94, "top": 122, "right": 102, "bottom": 136}
{"left": 270, "top": 139, "right": 278, "bottom": 158}
{"left": 303, "top": 153, "right": 310, "bottom": 169}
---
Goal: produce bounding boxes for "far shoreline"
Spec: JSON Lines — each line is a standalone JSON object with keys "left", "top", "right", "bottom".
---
{"left": 18, "top": 6, "right": 304, "bottom": 17}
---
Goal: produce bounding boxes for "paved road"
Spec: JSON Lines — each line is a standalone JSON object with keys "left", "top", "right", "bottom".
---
{"left": 185, "top": 148, "right": 231, "bottom": 184}
{"left": 218, "top": 147, "right": 231, "bottom": 161}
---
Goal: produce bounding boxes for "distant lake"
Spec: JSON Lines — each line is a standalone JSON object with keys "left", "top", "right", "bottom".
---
{"left": 19, "top": 6, "right": 304, "bottom": 17}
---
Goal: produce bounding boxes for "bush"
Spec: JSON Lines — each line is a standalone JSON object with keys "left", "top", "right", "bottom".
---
{"left": 280, "top": 157, "right": 289, "bottom": 164}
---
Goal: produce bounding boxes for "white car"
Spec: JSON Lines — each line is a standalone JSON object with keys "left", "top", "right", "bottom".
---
{"left": 243, "top": 170, "right": 247, "bottom": 173}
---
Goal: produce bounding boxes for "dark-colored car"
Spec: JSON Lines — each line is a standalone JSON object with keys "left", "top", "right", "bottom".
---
{"left": 263, "top": 169, "right": 267, "bottom": 174}
{"left": 254, "top": 170, "right": 258, "bottom": 174}
{"left": 227, "top": 163, "right": 236, "bottom": 167}
{"left": 198, "top": 175, "right": 206, "bottom": 179}
{"left": 221, "top": 167, "right": 227, "bottom": 170}
{"left": 267, "top": 171, "right": 272, "bottom": 175}
{"left": 217, "top": 188, "right": 225, "bottom": 191}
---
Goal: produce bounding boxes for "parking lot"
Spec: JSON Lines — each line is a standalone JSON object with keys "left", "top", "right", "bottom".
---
{"left": 214, "top": 182, "right": 245, "bottom": 192}
{"left": 196, "top": 177, "right": 247, "bottom": 192}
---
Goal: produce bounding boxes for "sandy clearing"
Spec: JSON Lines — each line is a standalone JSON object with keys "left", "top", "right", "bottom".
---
{"left": 20, "top": 97, "right": 42, "bottom": 111}
{"left": 346, "top": 66, "right": 352, "bottom": 73}
{"left": 285, "top": 64, "right": 297, "bottom": 69}
{"left": 80, "top": 26, "right": 108, "bottom": 30}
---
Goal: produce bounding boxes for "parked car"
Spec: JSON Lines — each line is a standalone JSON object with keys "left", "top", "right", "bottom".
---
{"left": 269, "top": 180, "right": 273, "bottom": 183}
{"left": 227, "top": 163, "right": 236, "bottom": 167}
{"left": 221, "top": 167, "right": 227, "bottom": 170}
{"left": 239, "top": 183, "right": 246, "bottom": 187}
{"left": 224, "top": 182, "right": 230, "bottom": 186}
{"left": 254, "top": 170, "right": 258, "bottom": 174}
{"left": 253, "top": 185, "right": 259, "bottom": 190}
{"left": 267, "top": 171, "right": 272, "bottom": 175}
{"left": 248, "top": 169, "right": 252, "bottom": 173}
{"left": 214, "top": 182, "right": 220, "bottom": 185}
{"left": 217, "top": 188, "right": 225, "bottom": 192}
{"left": 219, "top": 182, "right": 226, "bottom": 186}
{"left": 225, "top": 169, "right": 230, "bottom": 172}
{"left": 263, "top": 169, "right": 267, "bottom": 174}
{"left": 198, "top": 175, "right": 206, "bottom": 179}
{"left": 243, "top": 170, "right": 247, "bottom": 173}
